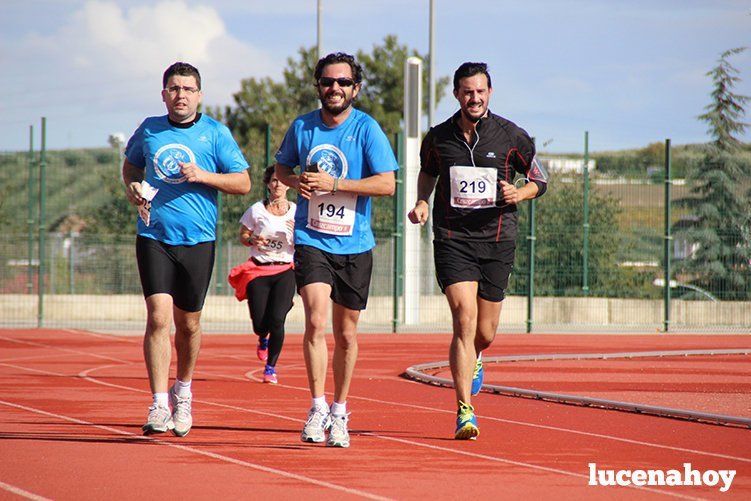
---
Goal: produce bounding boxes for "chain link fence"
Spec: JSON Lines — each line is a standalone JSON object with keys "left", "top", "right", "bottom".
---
{"left": 1, "top": 132, "right": 749, "bottom": 333}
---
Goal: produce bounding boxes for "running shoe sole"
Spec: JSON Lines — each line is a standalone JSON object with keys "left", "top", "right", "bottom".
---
{"left": 142, "top": 421, "right": 174, "bottom": 435}
{"left": 454, "top": 423, "right": 479, "bottom": 440}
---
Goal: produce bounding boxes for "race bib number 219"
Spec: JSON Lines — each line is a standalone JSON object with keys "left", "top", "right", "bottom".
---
{"left": 449, "top": 165, "right": 498, "bottom": 209}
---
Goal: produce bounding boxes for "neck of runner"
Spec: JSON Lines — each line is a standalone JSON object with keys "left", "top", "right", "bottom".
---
{"left": 320, "top": 105, "right": 353, "bottom": 128}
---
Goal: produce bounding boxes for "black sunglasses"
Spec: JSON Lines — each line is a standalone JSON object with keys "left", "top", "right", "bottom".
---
{"left": 318, "top": 77, "right": 356, "bottom": 88}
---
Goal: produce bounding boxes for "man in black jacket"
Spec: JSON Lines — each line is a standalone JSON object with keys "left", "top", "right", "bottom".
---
{"left": 408, "top": 62, "right": 547, "bottom": 440}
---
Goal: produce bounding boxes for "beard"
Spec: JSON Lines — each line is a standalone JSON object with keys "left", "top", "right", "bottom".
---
{"left": 319, "top": 90, "right": 353, "bottom": 116}
{"left": 461, "top": 102, "right": 487, "bottom": 123}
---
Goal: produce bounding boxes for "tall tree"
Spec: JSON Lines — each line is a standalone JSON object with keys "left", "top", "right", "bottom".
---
{"left": 677, "top": 47, "right": 751, "bottom": 300}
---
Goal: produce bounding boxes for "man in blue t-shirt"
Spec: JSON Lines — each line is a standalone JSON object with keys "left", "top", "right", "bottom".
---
{"left": 275, "top": 52, "right": 397, "bottom": 448}
{"left": 122, "top": 62, "right": 250, "bottom": 438}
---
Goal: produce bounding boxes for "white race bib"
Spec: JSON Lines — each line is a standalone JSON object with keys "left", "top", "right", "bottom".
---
{"left": 258, "top": 230, "right": 289, "bottom": 261}
{"left": 449, "top": 165, "right": 497, "bottom": 209}
{"left": 307, "top": 190, "right": 357, "bottom": 236}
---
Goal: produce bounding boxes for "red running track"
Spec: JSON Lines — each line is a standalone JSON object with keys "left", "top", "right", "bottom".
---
{"left": 0, "top": 328, "right": 749, "bottom": 500}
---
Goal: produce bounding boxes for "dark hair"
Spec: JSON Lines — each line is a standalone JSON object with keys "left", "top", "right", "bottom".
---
{"left": 262, "top": 165, "right": 276, "bottom": 186}
{"left": 163, "top": 62, "right": 201, "bottom": 90}
{"left": 453, "top": 62, "right": 491, "bottom": 90}
{"left": 314, "top": 52, "right": 363, "bottom": 84}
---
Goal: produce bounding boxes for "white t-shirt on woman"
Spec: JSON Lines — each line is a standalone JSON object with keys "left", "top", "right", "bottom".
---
{"left": 239, "top": 200, "right": 296, "bottom": 264}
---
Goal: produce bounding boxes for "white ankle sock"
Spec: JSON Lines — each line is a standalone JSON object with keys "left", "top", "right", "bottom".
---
{"left": 175, "top": 379, "right": 192, "bottom": 398}
{"left": 153, "top": 392, "right": 169, "bottom": 407}
{"left": 312, "top": 396, "right": 328, "bottom": 411}
{"left": 331, "top": 401, "right": 347, "bottom": 417}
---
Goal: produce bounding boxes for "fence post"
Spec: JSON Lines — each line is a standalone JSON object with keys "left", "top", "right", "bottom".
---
{"left": 264, "top": 124, "right": 272, "bottom": 201}
{"left": 265, "top": 124, "right": 272, "bottom": 167}
{"left": 663, "top": 139, "right": 672, "bottom": 332}
{"left": 38, "top": 118, "right": 47, "bottom": 327}
{"left": 216, "top": 192, "right": 224, "bottom": 293}
{"left": 69, "top": 232, "right": 75, "bottom": 294}
{"left": 27, "top": 125, "right": 35, "bottom": 294}
{"left": 392, "top": 131, "right": 404, "bottom": 333}
{"left": 582, "top": 130, "right": 590, "bottom": 294}
{"left": 526, "top": 197, "right": 536, "bottom": 333}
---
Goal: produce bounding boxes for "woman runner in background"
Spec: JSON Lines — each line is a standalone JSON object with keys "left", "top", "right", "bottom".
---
{"left": 229, "top": 166, "right": 296, "bottom": 383}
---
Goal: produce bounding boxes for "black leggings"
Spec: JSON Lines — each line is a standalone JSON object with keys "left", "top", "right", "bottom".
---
{"left": 245, "top": 269, "right": 295, "bottom": 367}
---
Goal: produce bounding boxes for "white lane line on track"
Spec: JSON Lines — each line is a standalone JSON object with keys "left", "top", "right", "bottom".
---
{"left": 237, "top": 374, "right": 751, "bottom": 464}
{"left": 0, "top": 335, "right": 125, "bottom": 363}
{"left": 6, "top": 333, "right": 751, "bottom": 464}
{"left": 365, "top": 435, "right": 703, "bottom": 501}
{"left": 77, "top": 366, "right": 702, "bottom": 500}
{"left": 0, "top": 353, "right": 77, "bottom": 364}
{"left": 0, "top": 481, "right": 51, "bottom": 501}
{"left": 2, "top": 359, "right": 742, "bottom": 499}
{"left": 0, "top": 399, "right": 391, "bottom": 501}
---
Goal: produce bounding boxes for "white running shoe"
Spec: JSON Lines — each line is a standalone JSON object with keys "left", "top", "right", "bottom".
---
{"left": 326, "top": 414, "right": 350, "bottom": 448}
{"left": 169, "top": 386, "right": 193, "bottom": 437}
{"left": 142, "top": 404, "right": 174, "bottom": 435}
{"left": 301, "top": 406, "right": 330, "bottom": 443}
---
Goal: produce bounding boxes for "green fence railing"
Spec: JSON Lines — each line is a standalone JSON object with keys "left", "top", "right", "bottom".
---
{"left": 1, "top": 122, "right": 749, "bottom": 332}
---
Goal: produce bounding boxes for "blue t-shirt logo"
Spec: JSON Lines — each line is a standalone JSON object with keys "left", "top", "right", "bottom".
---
{"left": 306, "top": 144, "right": 348, "bottom": 178}
{"left": 153, "top": 143, "right": 195, "bottom": 184}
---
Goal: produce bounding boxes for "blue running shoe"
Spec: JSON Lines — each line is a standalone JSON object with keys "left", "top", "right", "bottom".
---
{"left": 454, "top": 401, "right": 479, "bottom": 440}
{"left": 471, "top": 354, "right": 484, "bottom": 396}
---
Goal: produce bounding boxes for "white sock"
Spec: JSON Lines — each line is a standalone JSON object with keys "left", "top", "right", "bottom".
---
{"left": 175, "top": 379, "right": 192, "bottom": 398}
{"left": 312, "top": 396, "right": 328, "bottom": 411}
{"left": 330, "top": 401, "right": 347, "bottom": 417}
{"left": 153, "top": 392, "right": 169, "bottom": 408}
{"left": 477, "top": 352, "right": 482, "bottom": 362}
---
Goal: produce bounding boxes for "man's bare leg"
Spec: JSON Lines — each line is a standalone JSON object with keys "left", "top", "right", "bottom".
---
{"left": 143, "top": 293, "right": 173, "bottom": 394}
{"left": 331, "top": 304, "right": 360, "bottom": 404}
{"left": 445, "top": 281, "right": 479, "bottom": 407}
{"left": 300, "top": 283, "right": 332, "bottom": 398}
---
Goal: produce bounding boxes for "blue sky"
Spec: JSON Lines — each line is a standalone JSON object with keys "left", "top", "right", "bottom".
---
{"left": 2, "top": 0, "right": 749, "bottom": 153}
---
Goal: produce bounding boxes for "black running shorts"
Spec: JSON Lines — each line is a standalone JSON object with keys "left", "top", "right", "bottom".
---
{"left": 293, "top": 244, "right": 373, "bottom": 311}
{"left": 433, "top": 239, "right": 516, "bottom": 302}
{"left": 135, "top": 235, "right": 215, "bottom": 312}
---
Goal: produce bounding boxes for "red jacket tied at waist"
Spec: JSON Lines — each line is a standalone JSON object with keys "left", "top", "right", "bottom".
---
{"left": 227, "top": 260, "right": 294, "bottom": 301}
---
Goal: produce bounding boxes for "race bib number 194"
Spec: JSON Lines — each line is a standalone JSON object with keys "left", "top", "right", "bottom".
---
{"left": 307, "top": 191, "right": 357, "bottom": 236}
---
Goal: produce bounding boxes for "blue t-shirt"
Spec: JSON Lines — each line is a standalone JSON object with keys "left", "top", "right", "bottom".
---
{"left": 125, "top": 114, "right": 249, "bottom": 245}
{"left": 275, "top": 108, "right": 398, "bottom": 254}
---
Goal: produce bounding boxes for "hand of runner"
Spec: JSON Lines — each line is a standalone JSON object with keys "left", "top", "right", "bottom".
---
{"left": 125, "top": 182, "right": 145, "bottom": 206}
{"left": 180, "top": 162, "right": 207, "bottom": 183}
{"left": 408, "top": 200, "right": 429, "bottom": 225}
{"left": 249, "top": 233, "right": 269, "bottom": 247}
{"left": 500, "top": 180, "right": 521, "bottom": 205}
{"left": 301, "top": 171, "right": 335, "bottom": 193}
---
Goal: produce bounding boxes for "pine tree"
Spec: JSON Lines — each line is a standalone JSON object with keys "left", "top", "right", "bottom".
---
{"left": 677, "top": 47, "right": 751, "bottom": 300}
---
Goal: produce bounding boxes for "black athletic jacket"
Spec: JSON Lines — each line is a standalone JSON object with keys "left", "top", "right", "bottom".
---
{"left": 420, "top": 110, "right": 547, "bottom": 242}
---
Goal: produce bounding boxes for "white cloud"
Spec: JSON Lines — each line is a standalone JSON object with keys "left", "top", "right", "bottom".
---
{"left": 2, "top": 1, "right": 274, "bottom": 129}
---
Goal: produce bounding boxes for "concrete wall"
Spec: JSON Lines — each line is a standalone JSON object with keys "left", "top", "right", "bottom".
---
{"left": 1, "top": 294, "right": 748, "bottom": 331}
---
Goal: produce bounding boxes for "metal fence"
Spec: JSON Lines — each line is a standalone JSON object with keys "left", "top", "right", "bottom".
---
{"left": 1, "top": 124, "right": 749, "bottom": 333}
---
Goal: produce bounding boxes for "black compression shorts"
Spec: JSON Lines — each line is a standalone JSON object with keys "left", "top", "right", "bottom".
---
{"left": 135, "top": 235, "right": 215, "bottom": 312}
{"left": 433, "top": 239, "right": 516, "bottom": 302}
{"left": 293, "top": 244, "right": 373, "bottom": 311}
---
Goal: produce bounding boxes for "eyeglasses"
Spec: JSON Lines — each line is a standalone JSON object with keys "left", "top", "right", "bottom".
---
{"left": 318, "top": 77, "right": 355, "bottom": 88}
{"left": 165, "top": 85, "right": 200, "bottom": 95}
